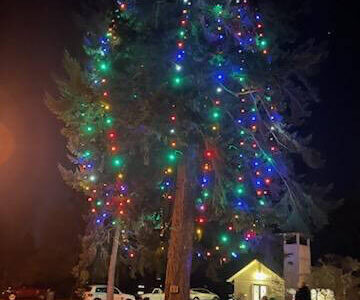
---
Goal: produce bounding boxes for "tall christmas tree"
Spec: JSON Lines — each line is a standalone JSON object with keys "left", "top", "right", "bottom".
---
{"left": 47, "top": 1, "right": 330, "bottom": 300}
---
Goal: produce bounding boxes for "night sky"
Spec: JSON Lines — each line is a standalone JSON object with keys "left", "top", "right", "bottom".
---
{"left": 0, "top": 0, "right": 357, "bottom": 286}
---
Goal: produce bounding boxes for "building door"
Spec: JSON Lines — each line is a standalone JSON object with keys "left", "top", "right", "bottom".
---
{"left": 252, "top": 285, "right": 267, "bottom": 300}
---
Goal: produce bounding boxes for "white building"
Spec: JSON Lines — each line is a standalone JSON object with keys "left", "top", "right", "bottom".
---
{"left": 283, "top": 233, "right": 311, "bottom": 291}
{"left": 226, "top": 233, "right": 335, "bottom": 300}
{"left": 226, "top": 259, "right": 285, "bottom": 300}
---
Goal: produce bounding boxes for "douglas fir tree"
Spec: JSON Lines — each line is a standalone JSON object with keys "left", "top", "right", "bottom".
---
{"left": 47, "top": 1, "right": 331, "bottom": 300}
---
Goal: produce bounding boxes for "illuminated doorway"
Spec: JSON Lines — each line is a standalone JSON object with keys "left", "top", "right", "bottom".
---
{"left": 253, "top": 285, "right": 267, "bottom": 300}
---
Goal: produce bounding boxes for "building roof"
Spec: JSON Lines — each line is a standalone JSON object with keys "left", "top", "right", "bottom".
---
{"left": 226, "top": 259, "right": 284, "bottom": 283}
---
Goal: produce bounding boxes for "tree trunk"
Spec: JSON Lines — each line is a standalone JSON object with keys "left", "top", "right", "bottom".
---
{"left": 107, "top": 224, "right": 121, "bottom": 300}
{"left": 164, "top": 148, "right": 197, "bottom": 300}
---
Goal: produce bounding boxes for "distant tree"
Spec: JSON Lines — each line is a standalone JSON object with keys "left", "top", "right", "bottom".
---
{"left": 310, "top": 255, "right": 360, "bottom": 300}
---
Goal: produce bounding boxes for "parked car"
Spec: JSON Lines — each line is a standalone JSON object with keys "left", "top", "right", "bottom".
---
{"left": 139, "top": 288, "right": 164, "bottom": 300}
{"left": 190, "top": 288, "right": 220, "bottom": 300}
{"left": 83, "top": 285, "right": 135, "bottom": 300}
{"left": 2, "top": 287, "right": 47, "bottom": 300}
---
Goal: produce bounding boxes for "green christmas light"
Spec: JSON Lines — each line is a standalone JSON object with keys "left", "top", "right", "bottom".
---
{"left": 259, "top": 40, "right": 267, "bottom": 48}
{"left": 220, "top": 234, "right": 229, "bottom": 243}
{"left": 264, "top": 154, "right": 273, "bottom": 163}
{"left": 105, "top": 117, "right": 113, "bottom": 126}
{"left": 167, "top": 152, "right": 177, "bottom": 163}
{"left": 96, "top": 200, "right": 103, "bottom": 206}
{"left": 211, "top": 108, "right": 221, "bottom": 121}
{"left": 99, "top": 62, "right": 109, "bottom": 71}
{"left": 239, "top": 242, "right": 247, "bottom": 250}
{"left": 173, "top": 76, "right": 183, "bottom": 87}
{"left": 213, "top": 4, "right": 223, "bottom": 16}
{"left": 86, "top": 126, "right": 94, "bottom": 133}
{"left": 83, "top": 150, "right": 91, "bottom": 158}
{"left": 259, "top": 199, "right": 266, "bottom": 206}
{"left": 202, "top": 190, "right": 210, "bottom": 198}
{"left": 89, "top": 175, "right": 96, "bottom": 182}
{"left": 112, "top": 156, "right": 124, "bottom": 167}
{"left": 236, "top": 185, "right": 245, "bottom": 195}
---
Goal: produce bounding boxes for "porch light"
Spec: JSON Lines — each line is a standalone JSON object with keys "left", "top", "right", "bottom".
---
{"left": 254, "top": 272, "right": 267, "bottom": 280}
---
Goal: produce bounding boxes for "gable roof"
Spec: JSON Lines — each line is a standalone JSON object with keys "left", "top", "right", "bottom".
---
{"left": 226, "top": 259, "right": 284, "bottom": 283}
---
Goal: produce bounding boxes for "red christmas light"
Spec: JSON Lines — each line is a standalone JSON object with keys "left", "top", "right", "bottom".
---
{"left": 245, "top": 230, "right": 256, "bottom": 240}
{"left": 197, "top": 217, "right": 206, "bottom": 224}
{"left": 205, "top": 150, "right": 214, "bottom": 158}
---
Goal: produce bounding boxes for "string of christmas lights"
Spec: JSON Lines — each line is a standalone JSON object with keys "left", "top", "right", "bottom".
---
{"left": 77, "top": 0, "right": 139, "bottom": 259}
{"left": 79, "top": 0, "right": 286, "bottom": 264}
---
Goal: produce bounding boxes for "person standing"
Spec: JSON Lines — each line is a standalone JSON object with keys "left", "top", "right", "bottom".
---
{"left": 46, "top": 289, "right": 55, "bottom": 300}
{"left": 295, "top": 283, "right": 311, "bottom": 300}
